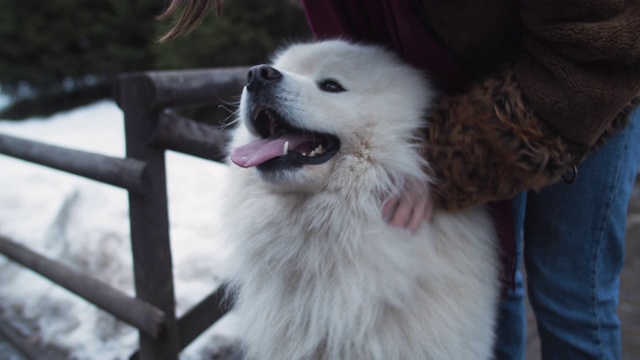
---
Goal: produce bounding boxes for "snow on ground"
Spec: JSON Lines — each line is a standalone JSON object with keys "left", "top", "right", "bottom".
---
{"left": 0, "top": 101, "right": 238, "bottom": 359}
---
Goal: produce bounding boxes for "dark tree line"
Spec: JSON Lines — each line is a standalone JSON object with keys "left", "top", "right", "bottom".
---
{"left": 0, "top": 0, "right": 309, "bottom": 119}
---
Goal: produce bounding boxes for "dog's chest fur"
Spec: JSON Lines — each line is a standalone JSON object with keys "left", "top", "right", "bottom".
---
{"left": 221, "top": 167, "right": 499, "bottom": 360}
{"left": 220, "top": 40, "right": 500, "bottom": 360}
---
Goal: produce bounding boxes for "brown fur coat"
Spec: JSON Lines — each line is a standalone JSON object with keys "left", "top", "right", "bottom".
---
{"left": 416, "top": 0, "right": 640, "bottom": 210}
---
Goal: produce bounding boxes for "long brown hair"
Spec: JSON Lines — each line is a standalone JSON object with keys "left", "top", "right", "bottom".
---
{"left": 157, "top": 0, "right": 225, "bottom": 42}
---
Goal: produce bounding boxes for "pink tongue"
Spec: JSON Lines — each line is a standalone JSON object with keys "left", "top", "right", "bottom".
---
{"left": 230, "top": 133, "right": 312, "bottom": 168}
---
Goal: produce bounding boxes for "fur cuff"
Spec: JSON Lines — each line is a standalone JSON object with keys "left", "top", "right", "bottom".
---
{"left": 422, "top": 66, "right": 589, "bottom": 211}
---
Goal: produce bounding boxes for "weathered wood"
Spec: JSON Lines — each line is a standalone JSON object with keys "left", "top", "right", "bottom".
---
{"left": 129, "top": 283, "right": 234, "bottom": 360}
{"left": 0, "top": 133, "right": 148, "bottom": 192}
{"left": 116, "top": 72, "right": 180, "bottom": 359}
{"left": 113, "top": 67, "right": 248, "bottom": 112}
{"left": 177, "top": 283, "right": 233, "bottom": 350}
{"left": 151, "top": 112, "right": 229, "bottom": 162}
{"left": 149, "top": 67, "right": 248, "bottom": 109}
{"left": 0, "top": 235, "right": 166, "bottom": 338}
{"left": 0, "top": 67, "right": 247, "bottom": 359}
{"left": 114, "top": 68, "right": 248, "bottom": 359}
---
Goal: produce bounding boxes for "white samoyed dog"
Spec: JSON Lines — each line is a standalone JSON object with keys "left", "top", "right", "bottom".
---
{"left": 222, "top": 40, "right": 499, "bottom": 360}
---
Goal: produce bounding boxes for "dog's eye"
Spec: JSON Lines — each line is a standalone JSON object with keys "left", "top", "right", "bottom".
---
{"left": 318, "top": 79, "right": 346, "bottom": 93}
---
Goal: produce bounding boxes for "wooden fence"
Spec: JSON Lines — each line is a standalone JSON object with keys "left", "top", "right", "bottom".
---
{"left": 0, "top": 66, "right": 250, "bottom": 359}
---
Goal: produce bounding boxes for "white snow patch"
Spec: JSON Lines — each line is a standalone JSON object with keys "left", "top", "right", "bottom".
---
{"left": 0, "top": 101, "right": 237, "bottom": 359}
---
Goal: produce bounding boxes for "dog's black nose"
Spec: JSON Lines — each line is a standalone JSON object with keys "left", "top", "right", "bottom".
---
{"left": 246, "top": 65, "right": 282, "bottom": 92}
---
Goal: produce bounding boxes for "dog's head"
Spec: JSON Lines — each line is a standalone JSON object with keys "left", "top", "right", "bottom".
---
{"left": 230, "top": 40, "right": 434, "bottom": 194}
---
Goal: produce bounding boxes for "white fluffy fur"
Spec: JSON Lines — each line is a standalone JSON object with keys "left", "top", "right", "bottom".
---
{"left": 221, "top": 40, "right": 500, "bottom": 360}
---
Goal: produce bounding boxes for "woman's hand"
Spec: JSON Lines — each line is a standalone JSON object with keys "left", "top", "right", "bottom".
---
{"left": 381, "top": 178, "right": 434, "bottom": 232}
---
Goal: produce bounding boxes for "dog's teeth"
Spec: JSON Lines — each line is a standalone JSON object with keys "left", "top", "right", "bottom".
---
{"left": 282, "top": 141, "right": 289, "bottom": 156}
{"left": 309, "top": 145, "right": 324, "bottom": 157}
{"left": 300, "top": 144, "right": 327, "bottom": 158}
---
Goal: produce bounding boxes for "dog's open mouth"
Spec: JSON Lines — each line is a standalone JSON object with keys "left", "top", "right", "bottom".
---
{"left": 230, "top": 107, "right": 340, "bottom": 171}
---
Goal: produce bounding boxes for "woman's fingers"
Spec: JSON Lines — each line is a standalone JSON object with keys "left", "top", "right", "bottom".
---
{"left": 407, "top": 198, "right": 426, "bottom": 232}
{"left": 389, "top": 196, "right": 413, "bottom": 228}
{"left": 382, "top": 178, "right": 433, "bottom": 232}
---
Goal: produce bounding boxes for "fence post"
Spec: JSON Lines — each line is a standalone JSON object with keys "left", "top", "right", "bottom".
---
{"left": 115, "top": 73, "right": 179, "bottom": 359}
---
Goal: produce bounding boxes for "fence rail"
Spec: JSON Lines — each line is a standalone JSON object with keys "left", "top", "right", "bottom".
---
{"left": 151, "top": 112, "right": 229, "bottom": 162}
{"left": 0, "top": 235, "right": 165, "bottom": 338}
{"left": 0, "top": 66, "right": 250, "bottom": 359}
{"left": 0, "top": 133, "right": 148, "bottom": 192}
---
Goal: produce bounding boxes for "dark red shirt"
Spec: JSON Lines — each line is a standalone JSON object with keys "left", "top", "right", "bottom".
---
{"left": 302, "top": 0, "right": 470, "bottom": 91}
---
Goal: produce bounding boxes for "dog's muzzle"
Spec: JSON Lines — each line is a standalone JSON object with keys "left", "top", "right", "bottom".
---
{"left": 230, "top": 65, "right": 341, "bottom": 171}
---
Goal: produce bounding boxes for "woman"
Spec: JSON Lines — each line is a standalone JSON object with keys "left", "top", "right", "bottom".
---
{"left": 160, "top": 1, "right": 640, "bottom": 358}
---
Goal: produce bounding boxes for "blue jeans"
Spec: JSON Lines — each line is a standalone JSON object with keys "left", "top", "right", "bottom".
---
{"left": 495, "top": 108, "right": 640, "bottom": 360}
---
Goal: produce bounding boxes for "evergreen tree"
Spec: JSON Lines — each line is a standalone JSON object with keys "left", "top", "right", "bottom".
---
{"left": 0, "top": 0, "right": 161, "bottom": 96}
{"left": 0, "top": 0, "right": 309, "bottom": 119}
{"left": 154, "top": 0, "right": 310, "bottom": 69}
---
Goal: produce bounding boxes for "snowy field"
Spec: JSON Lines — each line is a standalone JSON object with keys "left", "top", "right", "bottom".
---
{"left": 0, "top": 101, "right": 238, "bottom": 359}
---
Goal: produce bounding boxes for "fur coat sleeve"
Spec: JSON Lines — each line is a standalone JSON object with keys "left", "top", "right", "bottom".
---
{"left": 302, "top": 0, "right": 640, "bottom": 210}
{"left": 422, "top": 0, "right": 640, "bottom": 210}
